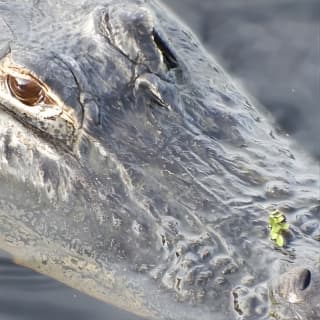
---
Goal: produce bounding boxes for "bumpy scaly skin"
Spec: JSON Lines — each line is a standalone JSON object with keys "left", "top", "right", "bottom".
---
{"left": 0, "top": 1, "right": 319, "bottom": 319}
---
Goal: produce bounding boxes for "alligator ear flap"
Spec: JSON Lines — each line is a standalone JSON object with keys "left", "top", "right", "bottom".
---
{"left": 101, "top": 5, "right": 161, "bottom": 72}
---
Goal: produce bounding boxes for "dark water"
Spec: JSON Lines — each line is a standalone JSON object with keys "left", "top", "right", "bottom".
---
{"left": 164, "top": 0, "right": 320, "bottom": 159}
{"left": 1, "top": 1, "right": 319, "bottom": 320}
{"left": 0, "top": 251, "right": 142, "bottom": 320}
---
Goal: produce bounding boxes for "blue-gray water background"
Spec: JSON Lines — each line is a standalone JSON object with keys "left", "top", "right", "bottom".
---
{"left": 1, "top": 1, "right": 319, "bottom": 319}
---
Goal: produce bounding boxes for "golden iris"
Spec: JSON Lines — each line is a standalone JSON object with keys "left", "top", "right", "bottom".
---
{"left": 6, "top": 74, "right": 45, "bottom": 106}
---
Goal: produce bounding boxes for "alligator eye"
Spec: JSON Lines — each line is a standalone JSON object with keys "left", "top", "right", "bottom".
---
{"left": 6, "top": 74, "right": 45, "bottom": 106}
{"left": 0, "top": 63, "right": 80, "bottom": 147}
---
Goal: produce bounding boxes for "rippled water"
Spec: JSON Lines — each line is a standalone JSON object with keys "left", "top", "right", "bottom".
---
{"left": 1, "top": 1, "right": 319, "bottom": 319}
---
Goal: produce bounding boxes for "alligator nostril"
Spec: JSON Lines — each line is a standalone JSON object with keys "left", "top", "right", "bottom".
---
{"left": 299, "top": 269, "right": 311, "bottom": 291}
{"left": 277, "top": 267, "right": 313, "bottom": 303}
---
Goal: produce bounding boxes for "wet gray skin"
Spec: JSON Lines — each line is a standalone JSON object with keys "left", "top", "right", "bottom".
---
{"left": 0, "top": 0, "right": 319, "bottom": 319}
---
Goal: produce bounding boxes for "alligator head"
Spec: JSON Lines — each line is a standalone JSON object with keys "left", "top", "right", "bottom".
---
{"left": 0, "top": 1, "right": 319, "bottom": 319}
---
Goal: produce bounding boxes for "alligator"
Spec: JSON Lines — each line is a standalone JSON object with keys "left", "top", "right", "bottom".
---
{"left": 0, "top": 0, "right": 319, "bottom": 319}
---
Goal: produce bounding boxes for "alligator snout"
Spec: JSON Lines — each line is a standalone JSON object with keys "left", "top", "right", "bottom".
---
{"left": 277, "top": 267, "right": 312, "bottom": 303}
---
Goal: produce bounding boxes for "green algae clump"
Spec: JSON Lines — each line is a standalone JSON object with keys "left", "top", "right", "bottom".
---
{"left": 269, "top": 210, "right": 289, "bottom": 247}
